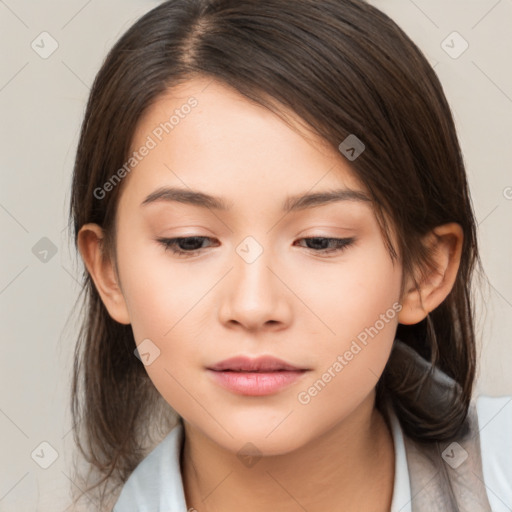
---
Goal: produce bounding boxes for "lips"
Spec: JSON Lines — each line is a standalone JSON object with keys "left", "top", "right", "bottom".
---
{"left": 206, "top": 356, "right": 309, "bottom": 396}
{"left": 207, "top": 355, "right": 306, "bottom": 372}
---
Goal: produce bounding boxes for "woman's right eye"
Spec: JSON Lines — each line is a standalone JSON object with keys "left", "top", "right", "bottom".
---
{"left": 156, "top": 236, "right": 217, "bottom": 257}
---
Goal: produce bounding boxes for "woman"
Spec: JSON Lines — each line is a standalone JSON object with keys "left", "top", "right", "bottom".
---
{"left": 68, "top": 1, "right": 512, "bottom": 510}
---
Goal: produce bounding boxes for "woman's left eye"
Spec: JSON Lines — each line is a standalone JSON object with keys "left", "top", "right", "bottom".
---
{"left": 294, "top": 237, "right": 355, "bottom": 254}
{"left": 156, "top": 236, "right": 355, "bottom": 257}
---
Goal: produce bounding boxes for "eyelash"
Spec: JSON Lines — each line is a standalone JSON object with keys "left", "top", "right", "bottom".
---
{"left": 155, "top": 236, "right": 355, "bottom": 258}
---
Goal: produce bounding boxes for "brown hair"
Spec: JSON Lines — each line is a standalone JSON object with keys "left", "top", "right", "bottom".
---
{"left": 68, "top": 0, "right": 483, "bottom": 508}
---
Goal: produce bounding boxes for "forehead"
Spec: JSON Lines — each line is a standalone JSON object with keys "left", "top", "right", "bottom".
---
{"left": 120, "top": 77, "right": 368, "bottom": 213}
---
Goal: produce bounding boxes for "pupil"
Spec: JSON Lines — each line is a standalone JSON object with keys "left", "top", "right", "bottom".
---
{"left": 310, "top": 238, "right": 327, "bottom": 249}
{"left": 182, "top": 237, "right": 201, "bottom": 250}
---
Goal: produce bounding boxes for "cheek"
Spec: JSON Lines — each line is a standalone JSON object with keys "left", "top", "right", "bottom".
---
{"left": 296, "top": 243, "right": 401, "bottom": 395}
{"left": 118, "top": 247, "right": 205, "bottom": 411}
{"left": 116, "top": 243, "right": 215, "bottom": 388}
{"left": 295, "top": 278, "right": 400, "bottom": 420}
{"left": 118, "top": 241, "right": 206, "bottom": 337}
{"left": 293, "top": 241, "right": 401, "bottom": 343}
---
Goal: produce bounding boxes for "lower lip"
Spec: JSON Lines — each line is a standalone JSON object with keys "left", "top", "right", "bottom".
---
{"left": 207, "top": 369, "right": 307, "bottom": 396}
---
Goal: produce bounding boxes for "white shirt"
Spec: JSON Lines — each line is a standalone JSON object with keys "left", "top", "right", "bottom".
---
{"left": 113, "top": 395, "right": 512, "bottom": 512}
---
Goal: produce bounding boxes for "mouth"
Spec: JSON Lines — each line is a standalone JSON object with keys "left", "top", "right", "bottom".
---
{"left": 206, "top": 355, "right": 310, "bottom": 396}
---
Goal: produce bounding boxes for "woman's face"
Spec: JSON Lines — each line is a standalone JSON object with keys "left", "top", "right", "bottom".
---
{"left": 112, "top": 77, "right": 403, "bottom": 454}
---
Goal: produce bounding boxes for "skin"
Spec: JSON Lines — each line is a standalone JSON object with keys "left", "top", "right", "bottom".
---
{"left": 78, "top": 77, "right": 463, "bottom": 512}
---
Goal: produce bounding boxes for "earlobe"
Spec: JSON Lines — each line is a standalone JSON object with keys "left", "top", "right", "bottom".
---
{"left": 398, "top": 223, "right": 463, "bottom": 325}
{"left": 77, "top": 223, "right": 131, "bottom": 325}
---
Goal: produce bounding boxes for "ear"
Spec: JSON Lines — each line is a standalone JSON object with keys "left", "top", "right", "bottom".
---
{"left": 398, "top": 223, "right": 463, "bottom": 325}
{"left": 77, "top": 223, "right": 131, "bottom": 325}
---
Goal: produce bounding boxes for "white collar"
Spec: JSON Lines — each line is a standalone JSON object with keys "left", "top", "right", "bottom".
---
{"left": 387, "top": 404, "right": 412, "bottom": 512}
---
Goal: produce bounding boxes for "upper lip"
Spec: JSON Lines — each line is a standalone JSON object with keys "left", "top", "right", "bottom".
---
{"left": 207, "top": 356, "right": 306, "bottom": 372}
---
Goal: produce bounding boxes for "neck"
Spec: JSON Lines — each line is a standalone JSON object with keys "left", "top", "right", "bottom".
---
{"left": 180, "top": 392, "right": 395, "bottom": 512}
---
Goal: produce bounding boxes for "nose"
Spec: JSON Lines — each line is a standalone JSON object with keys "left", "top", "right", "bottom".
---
{"left": 217, "top": 242, "right": 292, "bottom": 332}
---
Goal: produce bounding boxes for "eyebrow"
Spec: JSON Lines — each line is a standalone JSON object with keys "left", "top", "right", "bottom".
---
{"left": 140, "top": 186, "right": 371, "bottom": 212}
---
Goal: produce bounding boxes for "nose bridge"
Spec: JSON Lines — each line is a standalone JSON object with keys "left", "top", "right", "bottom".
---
{"left": 233, "top": 234, "right": 276, "bottom": 300}
{"left": 219, "top": 234, "right": 288, "bottom": 328}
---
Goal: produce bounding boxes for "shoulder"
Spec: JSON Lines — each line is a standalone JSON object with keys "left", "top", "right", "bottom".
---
{"left": 112, "top": 423, "right": 188, "bottom": 512}
{"left": 475, "top": 394, "right": 512, "bottom": 511}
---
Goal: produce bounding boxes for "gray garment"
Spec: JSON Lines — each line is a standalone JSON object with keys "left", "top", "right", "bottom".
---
{"left": 382, "top": 339, "right": 492, "bottom": 511}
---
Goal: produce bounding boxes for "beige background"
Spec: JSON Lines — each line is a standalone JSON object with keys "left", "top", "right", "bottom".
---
{"left": 0, "top": 0, "right": 511, "bottom": 510}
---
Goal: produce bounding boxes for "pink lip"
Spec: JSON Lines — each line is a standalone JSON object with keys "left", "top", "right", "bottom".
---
{"left": 207, "top": 369, "right": 307, "bottom": 396}
{"left": 206, "top": 356, "right": 309, "bottom": 396}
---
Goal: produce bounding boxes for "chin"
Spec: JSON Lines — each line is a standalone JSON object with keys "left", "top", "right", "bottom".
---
{"left": 205, "top": 418, "right": 312, "bottom": 457}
